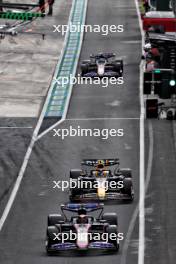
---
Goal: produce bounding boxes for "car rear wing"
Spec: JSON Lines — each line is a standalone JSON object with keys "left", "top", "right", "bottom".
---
{"left": 90, "top": 53, "right": 116, "bottom": 60}
{"left": 81, "top": 159, "right": 119, "bottom": 167}
{"left": 60, "top": 203, "right": 104, "bottom": 219}
{"left": 61, "top": 203, "right": 104, "bottom": 211}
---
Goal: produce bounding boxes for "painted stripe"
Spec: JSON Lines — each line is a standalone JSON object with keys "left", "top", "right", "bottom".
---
{"left": 134, "top": 1, "right": 145, "bottom": 264}
{"left": 121, "top": 121, "right": 153, "bottom": 264}
{"left": 0, "top": 127, "right": 33, "bottom": 129}
{"left": 45, "top": 0, "right": 88, "bottom": 118}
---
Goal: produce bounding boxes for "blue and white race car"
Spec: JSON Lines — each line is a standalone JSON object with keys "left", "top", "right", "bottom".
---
{"left": 46, "top": 203, "right": 121, "bottom": 253}
{"left": 81, "top": 53, "right": 123, "bottom": 78}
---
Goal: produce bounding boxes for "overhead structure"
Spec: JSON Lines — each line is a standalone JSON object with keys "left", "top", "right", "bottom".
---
{"left": 0, "top": 2, "right": 39, "bottom": 10}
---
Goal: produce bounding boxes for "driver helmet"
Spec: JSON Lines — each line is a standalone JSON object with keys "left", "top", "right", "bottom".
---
{"left": 77, "top": 209, "right": 88, "bottom": 224}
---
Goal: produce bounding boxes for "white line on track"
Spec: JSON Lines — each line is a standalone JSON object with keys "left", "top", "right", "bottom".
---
{"left": 65, "top": 118, "right": 140, "bottom": 120}
{"left": 121, "top": 121, "right": 154, "bottom": 264}
{"left": 134, "top": 0, "right": 145, "bottom": 264}
{"left": 0, "top": 137, "right": 35, "bottom": 231}
{"left": 37, "top": 119, "right": 64, "bottom": 140}
{"left": 138, "top": 109, "right": 145, "bottom": 264}
{"left": 0, "top": 127, "right": 33, "bottom": 129}
{"left": 145, "top": 122, "right": 154, "bottom": 190}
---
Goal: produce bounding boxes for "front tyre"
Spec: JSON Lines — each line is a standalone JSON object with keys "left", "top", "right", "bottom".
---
{"left": 123, "top": 179, "right": 134, "bottom": 202}
{"left": 81, "top": 64, "right": 88, "bottom": 76}
{"left": 106, "top": 225, "right": 119, "bottom": 252}
{"left": 46, "top": 226, "right": 59, "bottom": 254}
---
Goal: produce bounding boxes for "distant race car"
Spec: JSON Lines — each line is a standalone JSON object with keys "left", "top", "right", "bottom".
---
{"left": 81, "top": 53, "right": 123, "bottom": 78}
{"left": 46, "top": 203, "right": 120, "bottom": 253}
{"left": 69, "top": 159, "right": 134, "bottom": 202}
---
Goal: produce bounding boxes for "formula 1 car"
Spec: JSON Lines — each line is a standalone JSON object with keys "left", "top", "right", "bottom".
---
{"left": 81, "top": 53, "right": 123, "bottom": 78}
{"left": 69, "top": 159, "right": 134, "bottom": 202}
{"left": 46, "top": 203, "right": 120, "bottom": 253}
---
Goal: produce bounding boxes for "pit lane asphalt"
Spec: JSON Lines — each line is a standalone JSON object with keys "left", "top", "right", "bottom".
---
{"left": 145, "top": 120, "right": 176, "bottom": 264}
{"left": 0, "top": 0, "right": 141, "bottom": 263}
{"left": 0, "top": 0, "right": 72, "bottom": 216}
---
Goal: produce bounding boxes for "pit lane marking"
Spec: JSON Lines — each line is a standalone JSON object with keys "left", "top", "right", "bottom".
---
{"left": 121, "top": 122, "right": 153, "bottom": 264}
{"left": 0, "top": 127, "right": 33, "bottom": 129}
{"left": 65, "top": 117, "right": 140, "bottom": 120}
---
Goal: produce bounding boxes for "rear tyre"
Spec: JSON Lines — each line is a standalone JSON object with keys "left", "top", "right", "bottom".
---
{"left": 48, "top": 214, "right": 64, "bottom": 226}
{"left": 118, "top": 168, "right": 132, "bottom": 178}
{"left": 69, "top": 188, "right": 81, "bottom": 202}
{"left": 113, "top": 60, "right": 123, "bottom": 75}
{"left": 81, "top": 64, "right": 89, "bottom": 76}
{"left": 69, "top": 169, "right": 82, "bottom": 201}
{"left": 102, "top": 213, "right": 118, "bottom": 226}
{"left": 70, "top": 169, "right": 82, "bottom": 179}
{"left": 122, "top": 179, "right": 134, "bottom": 201}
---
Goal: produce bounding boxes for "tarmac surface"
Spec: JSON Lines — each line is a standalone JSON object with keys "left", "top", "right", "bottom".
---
{"left": 0, "top": 0, "right": 141, "bottom": 263}
{"left": 0, "top": 0, "right": 71, "bottom": 117}
{"left": 0, "top": 0, "right": 72, "bottom": 216}
{"left": 0, "top": 0, "right": 176, "bottom": 264}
